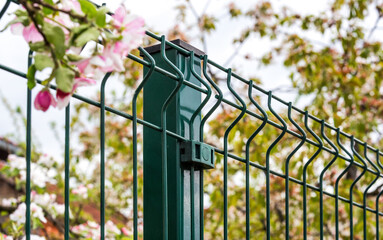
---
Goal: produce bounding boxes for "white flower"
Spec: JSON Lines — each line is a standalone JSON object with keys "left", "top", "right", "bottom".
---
{"left": 1, "top": 198, "right": 17, "bottom": 207}
{"left": 32, "top": 193, "right": 56, "bottom": 206}
{"left": 10, "top": 203, "right": 47, "bottom": 225}
{"left": 72, "top": 184, "right": 88, "bottom": 198}
{"left": 9, "top": 203, "right": 26, "bottom": 224}
{"left": 8, "top": 154, "right": 25, "bottom": 171}
{"left": 22, "top": 235, "right": 46, "bottom": 240}
{"left": 106, "top": 220, "right": 121, "bottom": 235}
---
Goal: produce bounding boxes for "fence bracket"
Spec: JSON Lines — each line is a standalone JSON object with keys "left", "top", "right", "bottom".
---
{"left": 180, "top": 140, "right": 215, "bottom": 169}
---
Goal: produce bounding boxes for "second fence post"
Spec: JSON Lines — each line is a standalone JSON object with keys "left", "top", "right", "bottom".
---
{"left": 141, "top": 39, "right": 207, "bottom": 240}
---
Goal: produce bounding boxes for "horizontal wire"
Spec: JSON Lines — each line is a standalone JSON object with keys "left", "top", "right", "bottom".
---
{"left": 2, "top": 62, "right": 382, "bottom": 218}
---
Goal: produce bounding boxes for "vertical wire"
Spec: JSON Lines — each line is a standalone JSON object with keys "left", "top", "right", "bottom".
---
{"left": 222, "top": 69, "right": 247, "bottom": 240}
{"left": 189, "top": 51, "right": 212, "bottom": 240}
{"left": 199, "top": 55, "right": 220, "bottom": 240}
{"left": 133, "top": 47, "right": 155, "bottom": 240}
{"left": 64, "top": 104, "right": 70, "bottom": 239}
{"left": 100, "top": 72, "right": 112, "bottom": 240}
{"left": 159, "top": 35, "right": 185, "bottom": 240}
{"left": 0, "top": 0, "right": 11, "bottom": 20}
{"left": 334, "top": 129, "right": 353, "bottom": 240}
{"left": 375, "top": 150, "right": 383, "bottom": 240}
{"left": 25, "top": 50, "right": 33, "bottom": 240}
{"left": 266, "top": 91, "right": 287, "bottom": 240}
{"left": 302, "top": 112, "right": 323, "bottom": 240}
{"left": 246, "top": 81, "right": 268, "bottom": 240}
{"left": 319, "top": 122, "right": 339, "bottom": 240}
{"left": 361, "top": 143, "right": 380, "bottom": 240}
{"left": 285, "top": 103, "right": 306, "bottom": 240}
{"left": 350, "top": 136, "right": 367, "bottom": 239}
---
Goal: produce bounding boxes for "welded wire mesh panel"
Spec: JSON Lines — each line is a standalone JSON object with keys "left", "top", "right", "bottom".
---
{"left": 1, "top": 1, "right": 383, "bottom": 240}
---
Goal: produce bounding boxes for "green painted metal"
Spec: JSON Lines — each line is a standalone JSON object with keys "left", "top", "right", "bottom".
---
{"left": 133, "top": 47, "right": 156, "bottom": 240}
{"left": 64, "top": 105, "right": 70, "bottom": 239}
{"left": 319, "top": 120, "right": 338, "bottom": 240}
{"left": 285, "top": 103, "right": 306, "bottom": 240}
{"left": 335, "top": 129, "right": 353, "bottom": 240}
{"left": 222, "top": 68, "right": 247, "bottom": 240}
{"left": 266, "top": 91, "right": 287, "bottom": 240}
{"left": 302, "top": 111, "right": 323, "bottom": 240}
{"left": 142, "top": 37, "right": 204, "bottom": 240}
{"left": 350, "top": 137, "right": 367, "bottom": 239}
{"left": 1, "top": 3, "right": 383, "bottom": 237}
{"left": 246, "top": 81, "right": 268, "bottom": 240}
{"left": 25, "top": 50, "right": 33, "bottom": 240}
{"left": 100, "top": 72, "right": 112, "bottom": 240}
{"left": 362, "top": 144, "right": 380, "bottom": 240}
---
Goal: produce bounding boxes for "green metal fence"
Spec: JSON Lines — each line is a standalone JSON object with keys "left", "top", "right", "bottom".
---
{"left": 2, "top": 1, "right": 383, "bottom": 239}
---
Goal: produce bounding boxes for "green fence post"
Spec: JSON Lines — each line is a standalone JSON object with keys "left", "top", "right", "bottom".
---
{"left": 141, "top": 39, "right": 205, "bottom": 240}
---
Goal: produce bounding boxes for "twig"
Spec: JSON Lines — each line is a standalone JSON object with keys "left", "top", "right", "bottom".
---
{"left": 20, "top": 0, "right": 59, "bottom": 68}
{"left": 31, "top": 0, "right": 88, "bottom": 23}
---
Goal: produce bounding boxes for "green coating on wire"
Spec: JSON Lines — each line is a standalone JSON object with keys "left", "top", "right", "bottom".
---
{"left": 133, "top": 47, "right": 156, "bottom": 240}
{"left": 350, "top": 136, "right": 367, "bottom": 239}
{"left": 265, "top": 91, "right": 287, "bottom": 240}
{"left": 361, "top": 144, "right": 380, "bottom": 240}
{"left": 285, "top": 103, "right": 306, "bottom": 240}
{"left": 319, "top": 120, "right": 339, "bottom": 240}
{"left": 25, "top": 50, "right": 33, "bottom": 240}
{"left": 64, "top": 105, "right": 70, "bottom": 239}
{"left": 334, "top": 129, "right": 354, "bottom": 240}
{"left": 302, "top": 111, "right": 323, "bottom": 240}
{"left": 159, "top": 35, "right": 185, "bottom": 240}
{"left": 245, "top": 81, "right": 268, "bottom": 240}
{"left": 223, "top": 68, "right": 246, "bottom": 240}
{"left": 100, "top": 72, "right": 112, "bottom": 240}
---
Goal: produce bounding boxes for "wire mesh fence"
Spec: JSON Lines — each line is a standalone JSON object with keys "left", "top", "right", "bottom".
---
{"left": 1, "top": 1, "right": 383, "bottom": 240}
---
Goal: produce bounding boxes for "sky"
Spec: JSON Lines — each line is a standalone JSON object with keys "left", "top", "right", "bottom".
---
{"left": 0, "top": 0, "right": 332, "bottom": 156}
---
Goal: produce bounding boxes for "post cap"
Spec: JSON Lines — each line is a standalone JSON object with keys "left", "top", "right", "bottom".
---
{"left": 139, "top": 39, "right": 205, "bottom": 57}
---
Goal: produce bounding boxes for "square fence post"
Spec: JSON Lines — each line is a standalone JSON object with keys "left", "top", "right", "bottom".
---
{"left": 141, "top": 39, "right": 205, "bottom": 240}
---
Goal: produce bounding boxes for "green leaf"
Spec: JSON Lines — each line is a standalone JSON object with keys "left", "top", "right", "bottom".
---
{"left": 78, "top": 0, "right": 98, "bottom": 18}
{"left": 95, "top": 7, "right": 108, "bottom": 27}
{"left": 27, "top": 64, "right": 37, "bottom": 90}
{"left": 35, "top": 54, "right": 54, "bottom": 71}
{"left": 55, "top": 66, "right": 74, "bottom": 93}
{"left": 29, "top": 41, "right": 47, "bottom": 52}
{"left": 74, "top": 27, "right": 99, "bottom": 47}
{"left": 42, "top": 0, "right": 54, "bottom": 15}
{"left": 43, "top": 23, "right": 66, "bottom": 59}
{"left": 67, "top": 54, "right": 84, "bottom": 62}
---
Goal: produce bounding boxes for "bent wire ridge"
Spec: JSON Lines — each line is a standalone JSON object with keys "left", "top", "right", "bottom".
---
{"left": 302, "top": 111, "right": 323, "bottom": 240}
{"left": 350, "top": 136, "right": 367, "bottom": 239}
{"left": 200, "top": 54, "right": 223, "bottom": 140}
{"left": 132, "top": 47, "right": 156, "bottom": 240}
{"left": 265, "top": 91, "right": 287, "bottom": 240}
{"left": 245, "top": 80, "right": 268, "bottom": 240}
{"left": 100, "top": 72, "right": 112, "bottom": 240}
{"left": 189, "top": 51, "right": 212, "bottom": 142}
{"left": 319, "top": 120, "right": 339, "bottom": 240}
{"left": 285, "top": 102, "right": 306, "bottom": 240}
{"left": 223, "top": 68, "right": 247, "bottom": 240}
{"left": 361, "top": 143, "right": 380, "bottom": 240}
{"left": 159, "top": 35, "right": 185, "bottom": 240}
{"left": 334, "top": 129, "right": 354, "bottom": 240}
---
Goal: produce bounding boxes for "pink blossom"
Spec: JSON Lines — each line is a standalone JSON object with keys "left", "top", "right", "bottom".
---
{"left": 34, "top": 90, "right": 57, "bottom": 112}
{"left": 56, "top": 77, "right": 96, "bottom": 109}
{"left": 121, "top": 227, "right": 131, "bottom": 236}
{"left": 62, "top": 0, "right": 82, "bottom": 14}
{"left": 10, "top": 22, "right": 44, "bottom": 43}
{"left": 22, "top": 24, "right": 44, "bottom": 43}
{"left": 112, "top": 5, "right": 128, "bottom": 29}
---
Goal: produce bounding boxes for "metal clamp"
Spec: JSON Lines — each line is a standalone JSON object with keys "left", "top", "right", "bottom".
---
{"left": 180, "top": 140, "right": 215, "bottom": 169}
